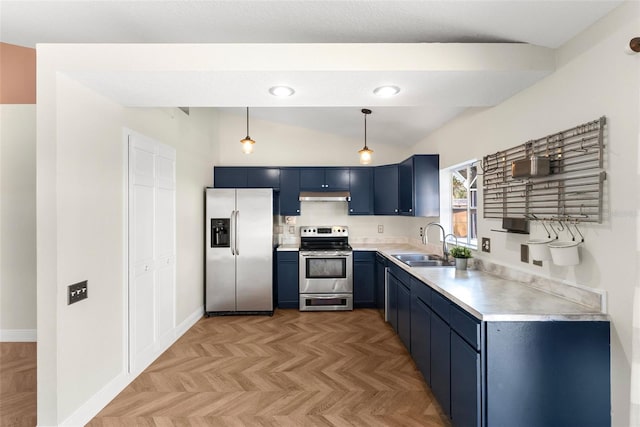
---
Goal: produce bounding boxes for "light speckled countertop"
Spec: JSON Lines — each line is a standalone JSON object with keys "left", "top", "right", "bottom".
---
{"left": 278, "top": 242, "right": 608, "bottom": 322}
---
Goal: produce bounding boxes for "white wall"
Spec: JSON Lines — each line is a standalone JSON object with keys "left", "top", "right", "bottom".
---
{"left": 37, "top": 71, "right": 216, "bottom": 423}
{"left": 215, "top": 109, "right": 409, "bottom": 167}
{"left": 411, "top": 3, "right": 639, "bottom": 425}
{"left": 0, "top": 104, "right": 37, "bottom": 337}
{"left": 215, "top": 110, "right": 435, "bottom": 242}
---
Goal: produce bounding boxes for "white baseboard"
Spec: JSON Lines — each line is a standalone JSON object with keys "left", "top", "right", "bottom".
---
{"left": 0, "top": 329, "right": 36, "bottom": 342}
{"left": 176, "top": 305, "right": 204, "bottom": 337}
{"left": 59, "top": 305, "right": 204, "bottom": 427}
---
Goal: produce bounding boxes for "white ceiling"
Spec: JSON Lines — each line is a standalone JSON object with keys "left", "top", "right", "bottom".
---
{"left": 0, "top": 0, "right": 622, "bottom": 147}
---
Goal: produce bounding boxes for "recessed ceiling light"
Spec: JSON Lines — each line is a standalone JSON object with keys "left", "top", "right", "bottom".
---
{"left": 269, "top": 86, "right": 295, "bottom": 97}
{"left": 373, "top": 85, "right": 401, "bottom": 97}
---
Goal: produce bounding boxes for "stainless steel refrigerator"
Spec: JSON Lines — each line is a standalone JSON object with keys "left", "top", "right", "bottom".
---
{"left": 205, "top": 188, "right": 273, "bottom": 315}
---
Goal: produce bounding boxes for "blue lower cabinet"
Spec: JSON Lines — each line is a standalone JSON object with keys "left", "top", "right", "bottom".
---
{"left": 375, "top": 254, "right": 386, "bottom": 312}
{"left": 387, "top": 274, "right": 398, "bottom": 332}
{"left": 486, "top": 321, "right": 611, "bottom": 427}
{"left": 397, "top": 279, "right": 411, "bottom": 351}
{"left": 431, "top": 311, "right": 451, "bottom": 417}
{"left": 410, "top": 293, "right": 432, "bottom": 384}
{"left": 451, "top": 331, "right": 481, "bottom": 427}
{"left": 354, "top": 251, "right": 376, "bottom": 308}
{"left": 276, "top": 251, "right": 299, "bottom": 308}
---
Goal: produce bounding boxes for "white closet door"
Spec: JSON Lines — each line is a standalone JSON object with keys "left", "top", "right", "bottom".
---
{"left": 128, "top": 132, "right": 176, "bottom": 373}
{"left": 155, "top": 147, "right": 176, "bottom": 347}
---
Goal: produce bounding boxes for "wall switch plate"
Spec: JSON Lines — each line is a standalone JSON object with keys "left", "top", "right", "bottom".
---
{"left": 378, "top": 225, "right": 384, "bottom": 233}
{"left": 481, "top": 237, "right": 491, "bottom": 253}
{"left": 533, "top": 260, "right": 543, "bottom": 267}
{"left": 288, "top": 226, "right": 295, "bottom": 234}
{"left": 68, "top": 280, "right": 88, "bottom": 305}
{"left": 520, "top": 244, "right": 529, "bottom": 263}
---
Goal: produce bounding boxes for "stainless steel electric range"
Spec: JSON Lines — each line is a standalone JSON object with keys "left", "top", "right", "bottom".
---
{"left": 298, "top": 226, "right": 353, "bottom": 311}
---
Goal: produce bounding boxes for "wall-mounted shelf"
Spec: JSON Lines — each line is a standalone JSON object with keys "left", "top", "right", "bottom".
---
{"left": 482, "top": 117, "right": 606, "bottom": 224}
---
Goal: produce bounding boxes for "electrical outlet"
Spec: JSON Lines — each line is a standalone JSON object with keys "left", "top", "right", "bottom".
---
{"left": 481, "top": 237, "right": 491, "bottom": 253}
{"left": 68, "top": 280, "right": 88, "bottom": 305}
{"left": 288, "top": 226, "right": 295, "bottom": 234}
{"left": 378, "top": 225, "right": 384, "bottom": 233}
{"left": 533, "top": 260, "right": 543, "bottom": 267}
{"left": 520, "top": 244, "right": 529, "bottom": 263}
{"left": 419, "top": 227, "right": 424, "bottom": 237}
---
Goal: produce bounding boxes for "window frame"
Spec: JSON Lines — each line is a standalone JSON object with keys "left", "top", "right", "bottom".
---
{"left": 440, "top": 159, "right": 478, "bottom": 250}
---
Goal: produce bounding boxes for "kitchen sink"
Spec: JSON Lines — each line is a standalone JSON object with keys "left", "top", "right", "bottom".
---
{"left": 392, "top": 253, "right": 441, "bottom": 262}
{"left": 404, "top": 260, "right": 450, "bottom": 267}
{"left": 391, "top": 253, "right": 453, "bottom": 267}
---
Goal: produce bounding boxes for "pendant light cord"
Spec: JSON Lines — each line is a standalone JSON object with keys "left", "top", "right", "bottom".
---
{"left": 246, "top": 106, "right": 250, "bottom": 136}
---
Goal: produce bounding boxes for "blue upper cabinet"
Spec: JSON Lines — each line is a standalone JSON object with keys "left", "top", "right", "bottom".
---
{"left": 214, "top": 167, "right": 280, "bottom": 189}
{"left": 374, "top": 164, "right": 400, "bottom": 215}
{"left": 279, "top": 168, "right": 301, "bottom": 216}
{"left": 300, "top": 167, "right": 349, "bottom": 191}
{"left": 348, "top": 167, "right": 373, "bottom": 215}
{"left": 247, "top": 168, "right": 280, "bottom": 189}
{"left": 398, "top": 155, "right": 439, "bottom": 217}
{"left": 213, "top": 167, "right": 248, "bottom": 188}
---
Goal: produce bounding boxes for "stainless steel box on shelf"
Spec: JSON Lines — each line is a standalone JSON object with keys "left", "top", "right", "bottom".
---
{"left": 511, "top": 156, "right": 550, "bottom": 178}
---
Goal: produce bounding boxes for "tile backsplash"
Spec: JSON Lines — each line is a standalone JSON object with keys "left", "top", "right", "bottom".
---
{"left": 275, "top": 201, "right": 437, "bottom": 245}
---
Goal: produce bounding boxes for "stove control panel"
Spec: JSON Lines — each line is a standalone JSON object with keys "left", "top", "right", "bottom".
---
{"left": 300, "top": 226, "right": 349, "bottom": 237}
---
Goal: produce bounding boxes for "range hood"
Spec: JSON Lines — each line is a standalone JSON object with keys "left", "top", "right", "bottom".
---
{"left": 299, "top": 191, "right": 351, "bottom": 202}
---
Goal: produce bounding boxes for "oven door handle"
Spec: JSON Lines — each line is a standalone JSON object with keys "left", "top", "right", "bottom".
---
{"left": 300, "top": 252, "right": 352, "bottom": 257}
{"left": 305, "top": 295, "right": 349, "bottom": 299}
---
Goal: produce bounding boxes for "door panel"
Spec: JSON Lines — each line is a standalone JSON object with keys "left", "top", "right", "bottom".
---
{"left": 236, "top": 189, "right": 273, "bottom": 311}
{"left": 205, "top": 188, "right": 237, "bottom": 312}
{"left": 128, "top": 131, "right": 176, "bottom": 373}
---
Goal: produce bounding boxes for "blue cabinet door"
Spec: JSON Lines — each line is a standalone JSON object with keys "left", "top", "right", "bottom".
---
{"left": 348, "top": 167, "right": 373, "bottom": 215}
{"left": 431, "top": 311, "right": 451, "bottom": 417}
{"left": 299, "top": 168, "right": 349, "bottom": 191}
{"left": 387, "top": 273, "right": 398, "bottom": 332}
{"left": 214, "top": 167, "right": 248, "bottom": 188}
{"left": 486, "top": 321, "right": 611, "bottom": 427}
{"left": 411, "top": 294, "right": 432, "bottom": 385}
{"left": 325, "top": 168, "right": 350, "bottom": 190}
{"left": 398, "top": 157, "right": 414, "bottom": 215}
{"left": 276, "top": 251, "right": 299, "bottom": 308}
{"left": 451, "top": 331, "right": 481, "bottom": 427}
{"left": 247, "top": 168, "right": 280, "bottom": 189}
{"left": 279, "top": 168, "right": 301, "bottom": 216}
{"left": 374, "top": 165, "right": 399, "bottom": 215}
{"left": 353, "top": 251, "right": 376, "bottom": 308}
{"left": 300, "top": 168, "right": 325, "bottom": 190}
{"left": 397, "top": 279, "right": 411, "bottom": 351}
{"left": 398, "top": 155, "right": 440, "bottom": 217}
{"left": 375, "top": 254, "right": 386, "bottom": 312}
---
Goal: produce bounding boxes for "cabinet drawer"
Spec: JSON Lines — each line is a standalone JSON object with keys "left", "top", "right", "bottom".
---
{"left": 431, "top": 291, "right": 451, "bottom": 324}
{"left": 390, "top": 265, "right": 412, "bottom": 287}
{"left": 411, "top": 278, "right": 431, "bottom": 306}
{"left": 278, "top": 251, "right": 298, "bottom": 262}
{"left": 450, "top": 304, "right": 481, "bottom": 351}
{"left": 354, "top": 251, "right": 375, "bottom": 262}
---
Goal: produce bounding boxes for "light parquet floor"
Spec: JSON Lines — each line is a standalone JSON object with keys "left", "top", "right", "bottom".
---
{"left": 90, "top": 309, "right": 450, "bottom": 427}
{"left": 0, "top": 342, "right": 37, "bottom": 427}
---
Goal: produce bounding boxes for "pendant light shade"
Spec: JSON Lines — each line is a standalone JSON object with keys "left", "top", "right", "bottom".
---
{"left": 359, "top": 108, "right": 373, "bottom": 165}
{"left": 240, "top": 107, "right": 255, "bottom": 154}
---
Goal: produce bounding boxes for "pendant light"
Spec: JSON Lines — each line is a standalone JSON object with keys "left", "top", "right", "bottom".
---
{"left": 358, "top": 108, "right": 373, "bottom": 165}
{"left": 240, "top": 107, "right": 255, "bottom": 154}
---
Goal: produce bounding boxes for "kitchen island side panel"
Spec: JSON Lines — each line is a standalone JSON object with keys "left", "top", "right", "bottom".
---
{"left": 486, "top": 321, "right": 611, "bottom": 427}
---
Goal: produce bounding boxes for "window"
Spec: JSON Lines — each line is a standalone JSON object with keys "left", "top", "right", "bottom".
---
{"left": 441, "top": 160, "right": 477, "bottom": 248}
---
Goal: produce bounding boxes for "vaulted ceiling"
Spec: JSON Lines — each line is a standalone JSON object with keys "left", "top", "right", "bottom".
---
{"left": 0, "top": 0, "right": 622, "bottom": 146}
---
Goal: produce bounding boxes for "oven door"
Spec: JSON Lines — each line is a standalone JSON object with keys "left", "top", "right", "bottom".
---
{"left": 299, "top": 251, "right": 353, "bottom": 294}
{"left": 299, "top": 293, "right": 353, "bottom": 311}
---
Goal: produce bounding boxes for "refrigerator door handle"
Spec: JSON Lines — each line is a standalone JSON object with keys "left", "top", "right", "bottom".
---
{"left": 234, "top": 210, "right": 240, "bottom": 255}
{"left": 230, "top": 210, "right": 236, "bottom": 256}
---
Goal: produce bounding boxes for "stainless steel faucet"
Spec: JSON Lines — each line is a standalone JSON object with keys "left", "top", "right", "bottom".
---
{"left": 424, "top": 222, "right": 448, "bottom": 261}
